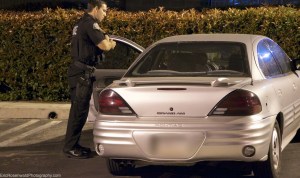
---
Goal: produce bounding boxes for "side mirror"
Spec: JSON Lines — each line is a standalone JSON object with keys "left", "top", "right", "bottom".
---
{"left": 291, "top": 59, "right": 300, "bottom": 71}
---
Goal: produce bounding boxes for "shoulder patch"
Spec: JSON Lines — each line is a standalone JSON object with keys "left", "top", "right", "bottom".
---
{"left": 72, "top": 26, "right": 78, "bottom": 36}
{"left": 93, "top": 23, "right": 101, "bottom": 30}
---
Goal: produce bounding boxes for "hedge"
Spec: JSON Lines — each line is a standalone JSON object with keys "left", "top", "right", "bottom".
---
{"left": 0, "top": 6, "right": 299, "bottom": 101}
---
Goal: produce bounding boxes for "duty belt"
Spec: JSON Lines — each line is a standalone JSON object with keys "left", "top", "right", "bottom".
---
{"left": 74, "top": 61, "right": 95, "bottom": 74}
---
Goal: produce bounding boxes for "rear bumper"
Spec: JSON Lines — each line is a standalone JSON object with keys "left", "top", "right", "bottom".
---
{"left": 93, "top": 115, "right": 275, "bottom": 163}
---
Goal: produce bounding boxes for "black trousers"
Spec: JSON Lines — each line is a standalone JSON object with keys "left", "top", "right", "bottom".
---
{"left": 63, "top": 76, "right": 93, "bottom": 151}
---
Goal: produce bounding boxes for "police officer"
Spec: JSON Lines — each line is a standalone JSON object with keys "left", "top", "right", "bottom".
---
{"left": 63, "top": 0, "right": 116, "bottom": 159}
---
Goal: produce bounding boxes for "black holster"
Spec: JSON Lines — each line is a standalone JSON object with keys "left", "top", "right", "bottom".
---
{"left": 75, "top": 75, "right": 93, "bottom": 101}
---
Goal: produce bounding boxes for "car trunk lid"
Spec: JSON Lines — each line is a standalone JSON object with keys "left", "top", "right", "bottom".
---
{"left": 109, "top": 77, "right": 251, "bottom": 117}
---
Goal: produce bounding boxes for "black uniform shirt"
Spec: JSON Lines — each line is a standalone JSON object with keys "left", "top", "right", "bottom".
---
{"left": 69, "top": 13, "right": 105, "bottom": 77}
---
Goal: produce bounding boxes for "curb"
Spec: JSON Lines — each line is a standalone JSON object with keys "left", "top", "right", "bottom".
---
{"left": 0, "top": 102, "right": 71, "bottom": 120}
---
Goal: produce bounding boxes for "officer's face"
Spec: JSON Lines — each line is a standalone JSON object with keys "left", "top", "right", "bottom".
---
{"left": 95, "top": 4, "right": 107, "bottom": 22}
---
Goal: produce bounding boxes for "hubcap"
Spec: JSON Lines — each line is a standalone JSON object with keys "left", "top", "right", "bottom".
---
{"left": 271, "top": 128, "right": 280, "bottom": 170}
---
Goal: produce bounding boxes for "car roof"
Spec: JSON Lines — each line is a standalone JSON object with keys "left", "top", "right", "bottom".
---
{"left": 156, "top": 34, "right": 267, "bottom": 44}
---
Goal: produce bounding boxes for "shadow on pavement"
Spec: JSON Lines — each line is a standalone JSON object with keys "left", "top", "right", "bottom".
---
{"left": 133, "top": 162, "right": 253, "bottom": 178}
{"left": 291, "top": 129, "right": 300, "bottom": 143}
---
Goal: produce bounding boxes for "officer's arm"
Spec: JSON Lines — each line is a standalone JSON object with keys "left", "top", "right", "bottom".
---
{"left": 97, "top": 35, "right": 116, "bottom": 51}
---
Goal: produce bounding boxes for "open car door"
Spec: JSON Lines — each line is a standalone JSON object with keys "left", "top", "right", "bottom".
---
{"left": 87, "top": 35, "right": 144, "bottom": 122}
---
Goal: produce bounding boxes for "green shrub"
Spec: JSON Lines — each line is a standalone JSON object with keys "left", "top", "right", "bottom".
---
{"left": 0, "top": 6, "right": 299, "bottom": 101}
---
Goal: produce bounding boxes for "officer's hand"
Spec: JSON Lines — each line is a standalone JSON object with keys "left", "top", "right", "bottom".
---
{"left": 105, "top": 35, "right": 116, "bottom": 49}
{"left": 105, "top": 35, "right": 110, "bottom": 41}
{"left": 110, "top": 40, "right": 116, "bottom": 49}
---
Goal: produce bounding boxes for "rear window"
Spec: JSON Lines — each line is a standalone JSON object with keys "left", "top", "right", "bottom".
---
{"left": 125, "top": 42, "right": 250, "bottom": 77}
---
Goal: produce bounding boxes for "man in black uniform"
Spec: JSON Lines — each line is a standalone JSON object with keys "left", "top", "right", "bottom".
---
{"left": 63, "top": 0, "right": 116, "bottom": 159}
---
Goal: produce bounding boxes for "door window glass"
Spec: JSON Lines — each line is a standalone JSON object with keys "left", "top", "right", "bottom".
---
{"left": 257, "top": 40, "right": 282, "bottom": 78}
{"left": 96, "top": 41, "right": 141, "bottom": 69}
{"left": 265, "top": 39, "right": 291, "bottom": 74}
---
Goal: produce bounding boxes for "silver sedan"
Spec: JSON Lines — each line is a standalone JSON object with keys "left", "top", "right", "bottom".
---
{"left": 92, "top": 34, "right": 300, "bottom": 178}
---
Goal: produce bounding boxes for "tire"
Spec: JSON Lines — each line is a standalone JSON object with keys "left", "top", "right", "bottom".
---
{"left": 253, "top": 121, "right": 281, "bottom": 178}
{"left": 106, "top": 159, "right": 135, "bottom": 176}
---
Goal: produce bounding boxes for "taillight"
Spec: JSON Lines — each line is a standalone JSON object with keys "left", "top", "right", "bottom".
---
{"left": 98, "top": 89, "right": 135, "bottom": 115}
{"left": 209, "top": 89, "right": 262, "bottom": 116}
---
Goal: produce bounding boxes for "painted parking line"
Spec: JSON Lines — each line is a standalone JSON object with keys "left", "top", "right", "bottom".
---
{"left": 0, "top": 120, "right": 62, "bottom": 147}
{"left": 0, "top": 119, "right": 40, "bottom": 138}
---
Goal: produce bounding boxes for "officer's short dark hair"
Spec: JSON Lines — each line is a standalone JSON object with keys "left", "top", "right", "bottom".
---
{"left": 87, "top": 0, "right": 107, "bottom": 12}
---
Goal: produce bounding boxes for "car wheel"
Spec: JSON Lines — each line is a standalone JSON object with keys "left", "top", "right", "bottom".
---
{"left": 106, "top": 159, "right": 135, "bottom": 176}
{"left": 253, "top": 120, "right": 281, "bottom": 178}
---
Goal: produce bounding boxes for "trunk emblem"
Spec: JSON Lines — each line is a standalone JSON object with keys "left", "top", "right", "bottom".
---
{"left": 157, "top": 107, "right": 186, "bottom": 116}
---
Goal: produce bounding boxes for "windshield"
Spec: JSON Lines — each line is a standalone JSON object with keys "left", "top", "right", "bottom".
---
{"left": 125, "top": 42, "right": 250, "bottom": 77}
